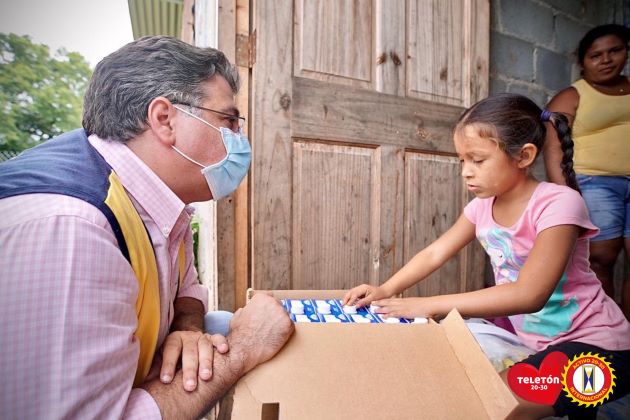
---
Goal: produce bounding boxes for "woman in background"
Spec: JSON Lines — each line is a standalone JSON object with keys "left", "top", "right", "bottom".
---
{"left": 543, "top": 24, "right": 630, "bottom": 320}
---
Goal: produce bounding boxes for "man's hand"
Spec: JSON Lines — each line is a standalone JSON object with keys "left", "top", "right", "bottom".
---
{"left": 228, "top": 293, "right": 294, "bottom": 374}
{"left": 159, "top": 330, "right": 229, "bottom": 391}
{"left": 142, "top": 294, "right": 293, "bottom": 419}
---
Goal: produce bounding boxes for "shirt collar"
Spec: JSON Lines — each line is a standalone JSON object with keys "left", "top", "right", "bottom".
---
{"left": 88, "top": 134, "right": 188, "bottom": 238}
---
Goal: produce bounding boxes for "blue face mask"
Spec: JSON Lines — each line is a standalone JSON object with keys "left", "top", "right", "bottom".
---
{"left": 172, "top": 106, "right": 252, "bottom": 200}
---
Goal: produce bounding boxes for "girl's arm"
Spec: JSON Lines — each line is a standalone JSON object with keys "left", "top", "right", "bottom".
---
{"left": 343, "top": 214, "right": 476, "bottom": 307}
{"left": 374, "top": 225, "right": 580, "bottom": 319}
{"left": 543, "top": 87, "right": 578, "bottom": 185}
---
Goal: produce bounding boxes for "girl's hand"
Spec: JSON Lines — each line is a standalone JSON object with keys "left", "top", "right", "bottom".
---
{"left": 372, "top": 297, "right": 431, "bottom": 319}
{"left": 342, "top": 284, "right": 390, "bottom": 308}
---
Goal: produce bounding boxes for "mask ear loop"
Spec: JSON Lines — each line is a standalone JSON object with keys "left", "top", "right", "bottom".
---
{"left": 172, "top": 104, "right": 230, "bottom": 169}
{"left": 173, "top": 104, "right": 232, "bottom": 159}
{"left": 171, "top": 105, "right": 214, "bottom": 168}
{"left": 173, "top": 105, "right": 221, "bottom": 132}
{"left": 171, "top": 145, "right": 205, "bottom": 168}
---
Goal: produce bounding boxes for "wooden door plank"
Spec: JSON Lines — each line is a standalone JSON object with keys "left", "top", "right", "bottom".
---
{"left": 294, "top": 0, "right": 373, "bottom": 88}
{"left": 194, "top": 0, "right": 220, "bottom": 311}
{"left": 463, "top": 0, "right": 490, "bottom": 106}
{"left": 216, "top": 0, "right": 237, "bottom": 311}
{"left": 407, "top": 0, "right": 464, "bottom": 106}
{"left": 377, "top": 144, "right": 405, "bottom": 284}
{"left": 216, "top": 0, "right": 250, "bottom": 310}
{"left": 292, "top": 77, "right": 463, "bottom": 152}
{"left": 180, "top": 0, "right": 194, "bottom": 43}
{"left": 233, "top": 0, "right": 250, "bottom": 309}
{"left": 403, "top": 152, "right": 464, "bottom": 297}
{"left": 292, "top": 140, "right": 379, "bottom": 289}
{"left": 251, "top": 0, "right": 294, "bottom": 290}
{"left": 375, "top": 0, "right": 406, "bottom": 96}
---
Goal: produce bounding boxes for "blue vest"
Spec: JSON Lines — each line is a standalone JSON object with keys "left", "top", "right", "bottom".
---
{"left": 0, "top": 129, "right": 182, "bottom": 386}
{"left": 0, "top": 129, "right": 129, "bottom": 257}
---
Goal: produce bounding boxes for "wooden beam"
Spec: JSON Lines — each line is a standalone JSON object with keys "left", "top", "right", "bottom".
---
{"left": 234, "top": 0, "right": 250, "bottom": 309}
{"left": 291, "top": 77, "right": 463, "bottom": 154}
{"left": 180, "top": 0, "right": 195, "bottom": 44}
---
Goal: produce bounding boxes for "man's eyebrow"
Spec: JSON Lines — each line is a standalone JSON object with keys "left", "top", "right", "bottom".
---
{"left": 222, "top": 106, "right": 240, "bottom": 117}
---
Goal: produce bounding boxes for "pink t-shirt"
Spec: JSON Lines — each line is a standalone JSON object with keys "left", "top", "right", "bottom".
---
{"left": 464, "top": 182, "right": 630, "bottom": 352}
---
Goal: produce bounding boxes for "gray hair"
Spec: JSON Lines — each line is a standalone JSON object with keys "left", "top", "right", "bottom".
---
{"left": 82, "top": 36, "right": 239, "bottom": 142}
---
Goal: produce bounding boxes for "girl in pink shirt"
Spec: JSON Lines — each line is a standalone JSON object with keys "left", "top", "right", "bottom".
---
{"left": 344, "top": 94, "right": 630, "bottom": 419}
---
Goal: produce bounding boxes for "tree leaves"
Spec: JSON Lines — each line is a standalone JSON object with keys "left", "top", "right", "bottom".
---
{"left": 0, "top": 33, "right": 92, "bottom": 152}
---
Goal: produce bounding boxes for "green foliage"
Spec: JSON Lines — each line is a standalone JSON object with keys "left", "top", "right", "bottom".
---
{"left": 190, "top": 216, "right": 201, "bottom": 278}
{"left": 0, "top": 33, "right": 92, "bottom": 152}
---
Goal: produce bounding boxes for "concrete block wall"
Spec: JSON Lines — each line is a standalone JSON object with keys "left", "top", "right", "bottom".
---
{"left": 489, "top": 0, "right": 626, "bottom": 106}
{"left": 488, "top": 0, "right": 629, "bottom": 303}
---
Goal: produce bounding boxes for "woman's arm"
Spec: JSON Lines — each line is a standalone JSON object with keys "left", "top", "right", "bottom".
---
{"left": 344, "top": 214, "right": 476, "bottom": 307}
{"left": 374, "top": 225, "right": 580, "bottom": 319}
{"left": 543, "top": 87, "right": 579, "bottom": 185}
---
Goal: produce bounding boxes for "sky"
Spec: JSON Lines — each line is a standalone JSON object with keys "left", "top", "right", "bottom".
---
{"left": 0, "top": 0, "right": 134, "bottom": 67}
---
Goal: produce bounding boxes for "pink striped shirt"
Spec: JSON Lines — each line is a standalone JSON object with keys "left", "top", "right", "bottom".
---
{"left": 0, "top": 135, "right": 209, "bottom": 419}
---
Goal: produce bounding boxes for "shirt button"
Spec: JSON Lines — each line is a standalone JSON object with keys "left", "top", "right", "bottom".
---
{"left": 162, "top": 226, "right": 171, "bottom": 235}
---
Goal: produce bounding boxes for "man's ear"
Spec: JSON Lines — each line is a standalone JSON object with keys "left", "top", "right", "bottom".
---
{"left": 518, "top": 143, "right": 538, "bottom": 168}
{"left": 146, "top": 97, "right": 177, "bottom": 146}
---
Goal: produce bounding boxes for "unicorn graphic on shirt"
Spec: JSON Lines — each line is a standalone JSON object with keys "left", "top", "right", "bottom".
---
{"left": 479, "top": 228, "right": 578, "bottom": 338}
{"left": 521, "top": 273, "right": 579, "bottom": 337}
{"left": 479, "top": 228, "right": 525, "bottom": 285}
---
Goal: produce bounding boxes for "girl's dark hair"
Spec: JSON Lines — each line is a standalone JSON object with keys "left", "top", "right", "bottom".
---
{"left": 577, "top": 24, "right": 630, "bottom": 65}
{"left": 455, "top": 93, "right": 580, "bottom": 192}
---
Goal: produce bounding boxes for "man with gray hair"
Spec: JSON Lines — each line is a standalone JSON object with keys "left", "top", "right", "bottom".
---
{"left": 0, "top": 36, "right": 293, "bottom": 419}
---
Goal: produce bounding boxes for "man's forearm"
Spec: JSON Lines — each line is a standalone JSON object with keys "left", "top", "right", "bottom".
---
{"left": 171, "top": 297, "right": 205, "bottom": 332}
{"left": 143, "top": 342, "right": 246, "bottom": 419}
{"left": 146, "top": 293, "right": 294, "bottom": 418}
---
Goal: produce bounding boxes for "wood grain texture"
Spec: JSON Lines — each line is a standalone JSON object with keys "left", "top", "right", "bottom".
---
{"left": 233, "top": 0, "right": 250, "bottom": 309}
{"left": 406, "top": 0, "right": 489, "bottom": 107}
{"left": 292, "top": 140, "right": 379, "bottom": 289}
{"left": 294, "top": 0, "right": 372, "bottom": 88}
{"left": 463, "top": 0, "right": 490, "bottom": 106}
{"left": 215, "top": 0, "right": 252, "bottom": 310}
{"left": 193, "top": 0, "right": 220, "bottom": 312}
{"left": 292, "top": 77, "right": 463, "bottom": 152}
{"left": 215, "top": 0, "right": 236, "bottom": 311}
{"left": 251, "top": 0, "right": 294, "bottom": 290}
{"left": 180, "top": 0, "right": 194, "bottom": 43}
{"left": 377, "top": 144, "right": 405, "bottom": 284}
{"left": 403, "top": 152, "right": 466, "bottom": 297}
{"left": 248, "top": 0, "right": 490, "bottom": 296}
{"left": 375, "top": 0, "right": 405, "bottom": 96}
{"left": 408, "top": 0, "right": 464, "bottom": 106}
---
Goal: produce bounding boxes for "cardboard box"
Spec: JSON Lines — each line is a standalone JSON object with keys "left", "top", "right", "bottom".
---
{"left": 219, "top": 290, "right": 517, "bottom": 419}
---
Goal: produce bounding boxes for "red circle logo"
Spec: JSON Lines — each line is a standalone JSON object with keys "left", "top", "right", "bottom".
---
{"left": 562, "top": 353, "right": 616, "bottom": 407}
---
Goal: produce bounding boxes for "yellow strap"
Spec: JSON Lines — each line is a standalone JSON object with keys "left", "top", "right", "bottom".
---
{"left": 105, "top": 172, "right": 160, "bottom": 388}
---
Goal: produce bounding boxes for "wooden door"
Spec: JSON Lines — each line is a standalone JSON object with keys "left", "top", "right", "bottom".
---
{"left": 250, "top": 0, "right": 489, "bottom": 297}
